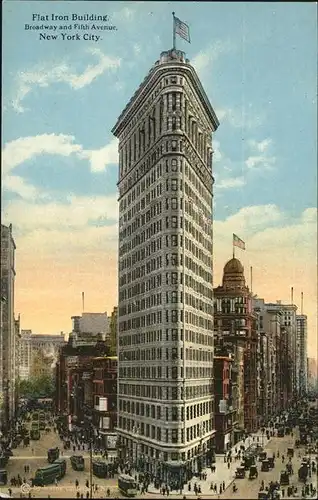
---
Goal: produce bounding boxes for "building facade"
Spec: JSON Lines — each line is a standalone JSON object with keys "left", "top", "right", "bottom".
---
{"left": 113, "top": 48, "right": 219, "bottom": 482}
{"left": 0, "top": 224, "right": 18, "bottom": 429}
{"left": 109, "top": 307, "right": 118, "bottom": 356}
{"left": 214, "top": 258, "right": 258, "bottom": 437}
{"left": 213, "top": 352, "right": 235, "bottom": 453}
{"left": 19, "top": 330, "right": 65, "bottom": 381}
{"left": 253, "top": 299, "right": 286, "bottom": 422}
{"left": 281, "top": 304, "right": 298, "bottom": 397}
{"left": 296, "top": 315, "right": 308, "bottom": 396}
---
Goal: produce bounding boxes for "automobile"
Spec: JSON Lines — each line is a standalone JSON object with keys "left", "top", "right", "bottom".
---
{"left": 235, "top": 467, "right": 246, "bottom": 479}
{"left": 249, "top": 465, "right": 258, "bottom": 479}
{"left": 259, "top": 451, "right": 267, "bottom": 461}
{"left": 268, "top": 456, "right": 275, "bottom": 468}
{"left": 280, "top": 471, "right": 289, "bottom": 485}
{"left": 47, "top": 447, "right": 59, "bottom": 464}
{"left": 0, "top": 469, "right": 7, "bottom": 486}
{"left": 261, "top": 459, "right": 270, "bottom": 472}
{"left": 70, "top": 455, "right": 85, "bottom": 471}
{"left": 241, "top": 455, "right": 255, "bottom": 470}
{"left": 287, "top": 448, "right": 294, "bottom": 457}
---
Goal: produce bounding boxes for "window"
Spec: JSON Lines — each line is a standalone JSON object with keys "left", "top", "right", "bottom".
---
{"left": 171, "top": 179, "right": 178, "bottom": 191}
{"left": 171, "top": 429, "right": 178, "bottom": 443}
{"left": 171, "top": 216, "right": 178, "bottom": 228}
{"left": 171, "top": 198, "right": 178, "bottom": 209}
{"left": 171, "top": 159, "right": 178, "bottom": 172}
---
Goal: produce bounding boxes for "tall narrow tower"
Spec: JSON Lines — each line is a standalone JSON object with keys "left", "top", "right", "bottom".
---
{"left": 113, "top": 48, "right": 219, "bottom": 482}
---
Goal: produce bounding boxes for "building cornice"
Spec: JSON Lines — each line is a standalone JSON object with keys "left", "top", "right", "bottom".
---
{"left": 112, "top": 56, "right": 219, "bottom": 137}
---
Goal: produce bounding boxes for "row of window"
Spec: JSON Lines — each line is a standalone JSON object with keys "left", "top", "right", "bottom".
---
{"left": 119, "top": 365, "right": 214, "bottom": 379}
{"left": 118, "top": 382, "right": 213, "bottom": 400}
{"left": 119, "top": 399, "right": 213, "bottom": 423}
{"left": 119, "top": 346, "right": 213, "bottom": 363}
{"left": 121, "top": 435, "right": 214, "bottom": 462}
{"left": 118, "top": 417, "right": 213, "bottom": 444}
{"left": 119, "top": 307, "right": 213, "bottom": 331}
{"left": 119, "top": 328, "right": 213, "bottom": 347}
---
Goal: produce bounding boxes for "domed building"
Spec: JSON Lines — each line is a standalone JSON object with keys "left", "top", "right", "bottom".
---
{"left": 213, "top": 257, "right": 258, "bottom": 446}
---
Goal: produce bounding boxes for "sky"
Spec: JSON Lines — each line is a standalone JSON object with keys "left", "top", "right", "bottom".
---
{"left": 2, "top": 1, "right": 317, "bottom": 358}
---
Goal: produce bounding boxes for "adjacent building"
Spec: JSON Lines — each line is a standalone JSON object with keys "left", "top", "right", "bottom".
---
{"left": 55, "top": 338, "right": 117, "bottom": 450}
{"left": 214, "top": 258, "right": 258, "bottom": 438}
{"left": 253, "top": 299, "right": 287, "bottom": 422}
{"left": 113, "top": 47, "right": 219, "bottom": 482}
{"left": 0, "top": 224, "right": 18, "bottom": 430}
{"left": 19, "top": 330, "right": 65, "bottom": 381}
{"left": 296, "top": 314, "right": 308, "bottom": 396}
{"left": 213, "top": 348, "right": 235, "bottom": 453}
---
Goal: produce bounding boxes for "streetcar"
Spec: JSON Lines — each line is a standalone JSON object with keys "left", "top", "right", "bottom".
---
{"left": 118, "top": 474, "right": 138, "bottom": 497}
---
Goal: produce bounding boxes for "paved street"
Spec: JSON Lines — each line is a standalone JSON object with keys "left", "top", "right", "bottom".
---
{"left": 0, "top": 426, "right": 123, "bottom": 499}
{"left": 145, "top": 429, "right": 317, "bottom": 500}
{"left": 0, "top": 422, "right": 316, "bottom": 498}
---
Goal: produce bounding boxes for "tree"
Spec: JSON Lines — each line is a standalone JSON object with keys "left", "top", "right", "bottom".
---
{"left": 19, "top": 375, "right": 54, "bottom": 399}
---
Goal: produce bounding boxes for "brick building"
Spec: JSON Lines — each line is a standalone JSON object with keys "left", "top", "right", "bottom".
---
{"left": 213, "top": 351, "right": 235, "bottom": 452}
{"left": 214, "top": 258, "right": 258, "bottom": 436}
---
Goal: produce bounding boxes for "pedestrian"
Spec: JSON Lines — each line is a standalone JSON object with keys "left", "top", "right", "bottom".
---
{"left": 227, "top": 462, "right": 230, "bottom": 469}
{"left": 222, "top": 481, "right": 225, "bottom": 490}
{"left": 75, "top": 479, "right": 79, "bottom": 488}
{"left": 86, "top": 492, "right": 89, "bottom": 499}
{"left": 55, "top": 478, "right": 58, "bottom": 486}
{"left": 85, "top": 480, "right": 89, "bottom": 489}
{"left": 8, "top": 489, "right": 12, "bottom": 497}
{"left": 210, "top": 482, "right": 213, "bottom": 490}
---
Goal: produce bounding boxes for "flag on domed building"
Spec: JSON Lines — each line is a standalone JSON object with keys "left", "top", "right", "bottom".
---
{"left": 233, "top": 233, "right": 246, "bottom": 250}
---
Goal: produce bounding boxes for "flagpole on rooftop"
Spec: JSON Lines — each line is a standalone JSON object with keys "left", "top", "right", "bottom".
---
{"left": 172, "top": 12, "right": 176, "bottom": 50}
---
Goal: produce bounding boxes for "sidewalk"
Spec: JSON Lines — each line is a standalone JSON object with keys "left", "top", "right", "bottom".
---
{"left": 148, "top": 431, "right": 272, "bottom": 497}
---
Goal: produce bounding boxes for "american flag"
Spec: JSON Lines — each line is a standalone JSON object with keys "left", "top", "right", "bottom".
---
{"left": 233, "top": 233, "right": 246, "bottom": 250}
{"left": 174, "top": 16, "right": 191, "bottom": 43}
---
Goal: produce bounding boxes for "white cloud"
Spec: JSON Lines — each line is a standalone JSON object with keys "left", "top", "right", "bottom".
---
{"left": 215, "top": 204, "right": 284, "bottom": 236}
{"left": 133, "top": 43, "right": 142, "bottom": 55}
{"left": 79, "top": 139, "right": 119, "bottom": 172}
{"left": 3, "top": 194, "right": 119, "bottom": 231}
{"left": 2, "top": 134, "right": 119, "bottom": 198}
{"left": 216, "top": 176, "right": 246, "bottom": 189}
{"left": 215, "top": 106, "right": 265, "bottom": 129}
{"left": 302, "top": 207, "right": 317, "bottom": 224}
{"left": 3, "top": 175, "right": 44, "bottom": 200}
{"left": 245, "top": 137, "right": 276, "bottom": 170}
{"left": 245, "top": 155, "right": 276, "bottom": 170}
{"left": 12, "top": 48, "right": 121, "bottom": 113}
{"left": 192, "top": 39, "right": 233, "bottom": 75}
{"left": 2, "top": 134, "right": 83, "bottom": 175}
{"left": 212, "top": 140, "right": 222, "bottom": 163}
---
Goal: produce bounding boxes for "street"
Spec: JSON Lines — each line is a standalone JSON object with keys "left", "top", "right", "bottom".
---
{"left": 0, "top": 421, "right": 316, "bottom": 498}
{"left": 0, "top": 425, "right": 122, "bottom": 499}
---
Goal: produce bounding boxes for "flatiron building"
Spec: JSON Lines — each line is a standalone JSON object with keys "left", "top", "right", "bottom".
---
{"left": 113, "top": 48, "right": 219, "bottom": 482}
